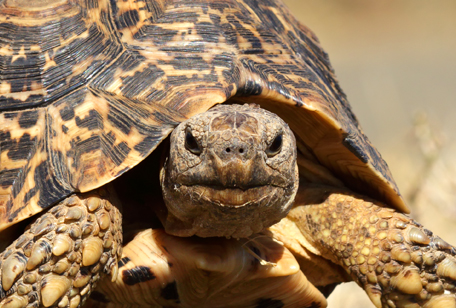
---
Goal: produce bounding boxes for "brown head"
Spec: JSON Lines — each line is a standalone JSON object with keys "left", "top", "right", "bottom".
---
{"left": 160, "top": 104, "right": 298, "bottom": 238}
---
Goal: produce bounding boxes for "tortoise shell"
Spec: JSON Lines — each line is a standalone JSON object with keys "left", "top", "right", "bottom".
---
{"left": 0, "top": 0, "right": 407, "bottom": 231}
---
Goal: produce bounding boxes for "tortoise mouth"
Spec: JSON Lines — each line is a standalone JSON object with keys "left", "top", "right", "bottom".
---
{"left": 189, "top": 185, "right": 275, "bottom": 207}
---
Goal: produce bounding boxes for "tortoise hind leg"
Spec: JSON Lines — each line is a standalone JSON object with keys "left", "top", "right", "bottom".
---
{"left": 0, "top": 189, "right": 122, "bottom": 308}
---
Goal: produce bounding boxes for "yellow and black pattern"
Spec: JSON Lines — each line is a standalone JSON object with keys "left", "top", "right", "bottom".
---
{"left": 0, "top": 0, "right": 405, "bottom": 231}
{"left": 84, "top": 229, "right": 327, "bottom": 307}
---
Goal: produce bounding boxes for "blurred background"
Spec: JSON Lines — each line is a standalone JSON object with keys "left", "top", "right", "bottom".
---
{"left": 282, "top": 1, "right": 456, "bottom": 307}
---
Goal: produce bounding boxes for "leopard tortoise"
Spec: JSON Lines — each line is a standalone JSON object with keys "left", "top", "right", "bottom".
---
{"left": 1, "top": 0, "right": 456, "bottom": 307}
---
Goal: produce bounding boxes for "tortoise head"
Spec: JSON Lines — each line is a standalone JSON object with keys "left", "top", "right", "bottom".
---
{"left": 160, "top": 104, "right": 298, "bottom": 238}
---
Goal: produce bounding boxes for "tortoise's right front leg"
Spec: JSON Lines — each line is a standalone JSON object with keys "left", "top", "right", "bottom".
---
{"left": 0, "top": 189, "right": 122, "bottom": 308}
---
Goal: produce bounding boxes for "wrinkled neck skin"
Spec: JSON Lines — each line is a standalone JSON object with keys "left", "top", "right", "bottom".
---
{"left": 271, "top": 183, "right": 456, "bottom": 308}
{"left": 160, "top": 104, "right": 298, "bottom": 239}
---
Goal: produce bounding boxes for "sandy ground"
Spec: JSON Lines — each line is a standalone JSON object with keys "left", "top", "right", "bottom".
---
{"left": 282, "top": 1, "right": 456, "bottom": 307}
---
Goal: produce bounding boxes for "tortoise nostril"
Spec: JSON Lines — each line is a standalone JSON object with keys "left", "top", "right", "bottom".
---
{"left": 224, "top": 146, "right": 246, "bottom": 155}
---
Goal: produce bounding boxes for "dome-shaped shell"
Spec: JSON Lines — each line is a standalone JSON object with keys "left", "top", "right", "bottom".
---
{"left": 0, "top": 0, "right": 407, "bottom": 231}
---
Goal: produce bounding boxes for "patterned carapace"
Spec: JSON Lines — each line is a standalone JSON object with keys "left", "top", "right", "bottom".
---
{"left": 0, "top": 0, "right": 405, "bottom": 231}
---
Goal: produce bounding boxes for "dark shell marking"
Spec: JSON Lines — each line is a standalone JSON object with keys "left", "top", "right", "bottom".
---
{"left": 256, "top": 298, "right": 285, "bottom": 308}
{"left": 121, "top": 266, "right": 156, "bottom": 286}
{"left": 0, "top": 0, "right": 403, "bottom": 230}
{"left": 161, "top": 281, "right": 180, "bottom": 302}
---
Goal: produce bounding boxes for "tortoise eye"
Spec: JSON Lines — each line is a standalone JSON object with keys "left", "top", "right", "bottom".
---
{"left": 185, "top": 127, "right": 202, "bottom": 155}
{"left": 266, "top": 133, "right": 283, "bottom": 157}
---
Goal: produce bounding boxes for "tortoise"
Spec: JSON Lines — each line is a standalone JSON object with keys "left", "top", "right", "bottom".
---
{"left": 1, "top": 0, "right": 456, "bottom": 307}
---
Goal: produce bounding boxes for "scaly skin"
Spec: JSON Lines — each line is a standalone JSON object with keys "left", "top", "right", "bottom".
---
{"left": 276, "top": 185, "right": 456, "bottom": 308}
{"left": 0, "top": 189, "right": 122, "bottom": 308}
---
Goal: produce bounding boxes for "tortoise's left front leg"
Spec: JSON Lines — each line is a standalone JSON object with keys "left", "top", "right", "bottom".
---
{"left": 272, "top": 185, "right": 456, "bottom": 308}
{"left": 0, "top": 189, "right": 122, "bottom": 308}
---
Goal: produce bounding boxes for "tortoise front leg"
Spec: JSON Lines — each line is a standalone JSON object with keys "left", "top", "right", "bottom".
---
{"left": 0, "top": 189, "right": 122, "bottom": 308}
{"left": 271, "top": 185, "right": 456, "bottom": 308}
